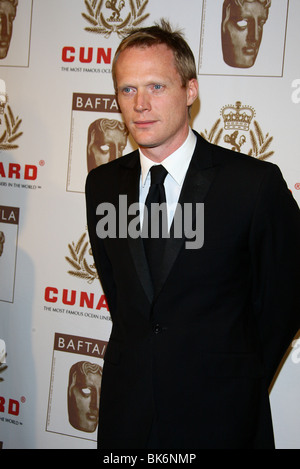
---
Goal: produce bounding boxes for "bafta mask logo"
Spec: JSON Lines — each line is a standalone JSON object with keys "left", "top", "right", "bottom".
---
{"left": 201, "top": 100, "right": 274, "bottom": 160}
{"left": 0, "top": 0, "right": 18, "bottom": 59}
{"left": 0, "top": 78, "right": 22, "bottom": 150}
{"left": 82, "top": 0, "right": 150, "bottom": 37}
{"left": 67, "top": 361, "right": 102, "bottom": 433}
{"left": 0, "top": 230, "right": 4, "bottom": 256}
{"left": 87, "top": 117, "right": 129, "bottom": 171}
{"left": 221, "top": 0, "right": 271, "bottom": 68}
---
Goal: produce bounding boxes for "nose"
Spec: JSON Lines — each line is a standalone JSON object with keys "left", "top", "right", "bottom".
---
{"left": 108, "top": 143, "right": 117, "bottom": 162}
{"left": 247, "top": 19, "right": 261, "bottom": 45}
{"left": 0, "top": 14, "right": 10, "bottom": 38}
{"left": 134, "top": 88, "right": 150, "bottom": 113}
{"left": 89, "top": 387, "right": 99, "bottom": 411}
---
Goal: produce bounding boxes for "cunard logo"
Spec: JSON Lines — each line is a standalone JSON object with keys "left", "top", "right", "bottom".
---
{"left": 201, "top": 101, "right": 274, "bottom": 160}
{"left": 65, "top": 231, "right": 98, "bottom": 284}
{"left": 0, "top": 79, "right": 22, "bottom": 151}
{"left": 82, "top": 0, "right": 150, "bottom": 37}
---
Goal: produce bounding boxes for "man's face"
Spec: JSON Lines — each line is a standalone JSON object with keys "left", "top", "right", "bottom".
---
{"left": 0, "top": 1, "right": 17, "bottom": 59}
{"left": 222, "top": 1, "right": 269, "bottom": 68}
{"left": 115, "top": 44, "right": 198, "bottom": 161}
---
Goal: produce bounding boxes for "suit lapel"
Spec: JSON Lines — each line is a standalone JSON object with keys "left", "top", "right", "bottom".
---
{"left": 118, "top": 151, "right": 154, "bottom": 304}
{"left": 155, "top": 134, "right": 218, "bottom": 297}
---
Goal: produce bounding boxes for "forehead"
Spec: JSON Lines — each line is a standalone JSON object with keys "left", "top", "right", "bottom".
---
{"left": 230, "top": 1, "right": 268, "bottom": 18}
{"left": 115, "top": 43, "right": 178, "bottom": 78}
{"left": 75, "top": 370, "right": 101, "bottom": 385}
{"left": 0, "top": 1, "right": 16, "bottom": 14}
{"left": 103, "top": 127, "right": 127, "bottom": 142}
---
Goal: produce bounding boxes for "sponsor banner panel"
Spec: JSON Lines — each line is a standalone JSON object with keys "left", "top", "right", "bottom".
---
{"left": 0, "top": 0, "right": 299, "bottom": 449}
{"left": 46, "top": 332, "right": 107, "bottom": 442}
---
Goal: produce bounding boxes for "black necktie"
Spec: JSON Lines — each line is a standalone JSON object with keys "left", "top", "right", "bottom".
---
{"left": 143, "top": 165, "right": 168, "bottom": 292}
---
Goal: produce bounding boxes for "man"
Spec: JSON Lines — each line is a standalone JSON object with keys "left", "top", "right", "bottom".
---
{"left": 85, "top": 20, "right": 300, "bottom": 449}
{"left": 221, "top": 0, "right": 271, "bottom": 68}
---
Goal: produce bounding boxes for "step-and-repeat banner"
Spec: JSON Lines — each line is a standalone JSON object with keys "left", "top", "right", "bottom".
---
{"left": 0, "top": 0, "right": 299, "bottom": 449}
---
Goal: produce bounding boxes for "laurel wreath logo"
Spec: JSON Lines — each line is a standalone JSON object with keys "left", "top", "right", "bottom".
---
{"left": 82, "top": 0, "right": 150, "bottom": 37}
{"left": 0, "top": 363, "right": 7, "bottom": 382}
{"left": 65, "top": 232, "right": 98, "bottom": 283}
{"left": 0, "top": 104, "right": 23, "bottom": 150}
{"left": 201, "top": 118, "right": 274, "bottom": 160}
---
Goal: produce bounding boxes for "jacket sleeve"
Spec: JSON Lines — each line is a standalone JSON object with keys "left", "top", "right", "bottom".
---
{"left": 85, "top": 169, "right": 117, "bottom": 319}
{"left": 249, "top": 163, "right": 300, "bottom": 387}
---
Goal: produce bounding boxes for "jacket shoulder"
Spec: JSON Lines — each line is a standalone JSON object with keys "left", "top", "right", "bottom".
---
{"left": 86, "top": 149, "right": 139, "bottom": 186}
{"left": 194, "top": 130, "right": 279, "bottom": 176}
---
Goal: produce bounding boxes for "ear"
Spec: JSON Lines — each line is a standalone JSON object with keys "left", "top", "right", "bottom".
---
{"left": 186, "top": 78, "right": 199, "bottom": 107}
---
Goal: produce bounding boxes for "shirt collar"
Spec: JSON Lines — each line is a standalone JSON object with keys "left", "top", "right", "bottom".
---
{"left": 139, "top": 128, "right": 197, "bottom": 187}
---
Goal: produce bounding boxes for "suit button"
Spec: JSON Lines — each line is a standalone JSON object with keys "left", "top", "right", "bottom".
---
{"left": 153, "top": 324, "right": 162, "bottom": 334}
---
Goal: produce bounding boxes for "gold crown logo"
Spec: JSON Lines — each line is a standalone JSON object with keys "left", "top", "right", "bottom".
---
{"left": 221, "top": 101, "right": 255, "bottom": 131}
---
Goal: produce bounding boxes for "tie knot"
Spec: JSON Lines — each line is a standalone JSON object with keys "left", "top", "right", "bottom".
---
{"left": 150, "top": 165, "right": 168, "bottom": 186}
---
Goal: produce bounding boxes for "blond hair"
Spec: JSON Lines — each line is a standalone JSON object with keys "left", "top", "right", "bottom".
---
{"left": 112, "top": 19, "right": 197, "bottom": 94}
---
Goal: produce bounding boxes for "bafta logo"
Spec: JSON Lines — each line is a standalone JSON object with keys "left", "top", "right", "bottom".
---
{"left": 0, "top": 231, "right": 4, "bottom": 257}
{"left": 0, "top": 0, "right": 18, "bottom": 60}
{"left": 221, "top": 0, "right": 271, "bottom": 69}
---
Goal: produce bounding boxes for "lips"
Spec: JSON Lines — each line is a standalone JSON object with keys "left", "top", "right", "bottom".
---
{"left": 134, "top": 120, "right": 157, "bottom": 128}
{"left": 242, "top": 46, "right": 257, "bottom": 56}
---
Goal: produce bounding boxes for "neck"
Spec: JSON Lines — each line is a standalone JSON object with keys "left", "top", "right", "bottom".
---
{"left": 139, "top": 127, "right": 190, "bottom": 163}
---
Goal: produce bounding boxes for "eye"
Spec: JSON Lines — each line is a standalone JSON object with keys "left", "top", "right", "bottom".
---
{"left": 121, "top": 86, "right": 135, "bottom": 95}
{"left": 150, "top": 84, "right": 165, "bottom": 93}
{"left": 236, "top": 19, "right": 248, "bottom": 30}
{"left": 81, "top": 387, "right": 92, "bottom": 397}
{"left": 100, "top": 144, "right": 110, "bottom": 154}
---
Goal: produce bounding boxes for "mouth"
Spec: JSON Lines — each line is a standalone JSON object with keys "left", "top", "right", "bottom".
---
{"left": 133, "top": 120, "right": 157, "bottom": 129}
{"left": 242, "top": 47, "right": 257, "bottom": 56}
{"left": 86, "top": 412, "right": 97, "bottom": 421}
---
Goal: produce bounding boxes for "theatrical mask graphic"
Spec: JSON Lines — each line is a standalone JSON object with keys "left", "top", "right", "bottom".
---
{"left": 0, "top": 0, "right": 18, "bottom": 59}
{"left": 0, "top": 231, "right": 4, "bottom": 256}
{"left": 87, "top": 118, "right": 129, "bottom": 172}
{"left": 221, "top": 0, "right": 271, "bottom": 68}
{"left": 67, "top": 361, "right": 102, "bottom": 433}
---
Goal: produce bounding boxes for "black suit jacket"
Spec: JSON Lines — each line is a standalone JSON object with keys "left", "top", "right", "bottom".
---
{"left": 85, "top": 131, "right": 300, "bottom": 449}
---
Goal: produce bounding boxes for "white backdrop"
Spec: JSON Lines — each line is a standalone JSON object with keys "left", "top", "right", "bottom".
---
{"left": 0, "top": 0, "right": 299, "bottom": 449}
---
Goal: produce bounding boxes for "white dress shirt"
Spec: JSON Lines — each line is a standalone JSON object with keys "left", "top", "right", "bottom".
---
{"left": 139, "top": 128, "right": 197, "bottom": 229}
